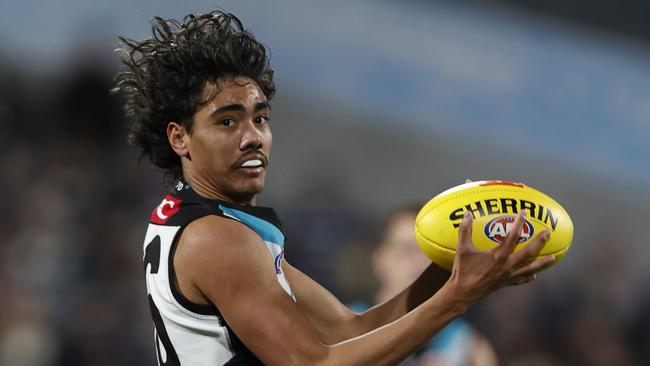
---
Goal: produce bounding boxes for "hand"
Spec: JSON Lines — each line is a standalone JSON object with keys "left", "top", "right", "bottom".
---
{"left": 446, "top": 210, "right": 554, "bottom": 304}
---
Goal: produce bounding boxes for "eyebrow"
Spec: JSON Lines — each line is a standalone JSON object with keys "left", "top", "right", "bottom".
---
{"left": 211, "top": 101, "right": 271, "bottom": 116}
{"left": 254, "top": 101, "right": 272, "bottom": 112}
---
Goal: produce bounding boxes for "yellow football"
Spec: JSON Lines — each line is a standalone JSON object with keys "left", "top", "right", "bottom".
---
{"left": 415, "top": 180, "right": 573, "bottom": 271}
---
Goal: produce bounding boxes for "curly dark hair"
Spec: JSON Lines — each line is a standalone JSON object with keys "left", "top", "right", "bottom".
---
{"left": 113, "top": 11, "right": 275, "bottom": 182}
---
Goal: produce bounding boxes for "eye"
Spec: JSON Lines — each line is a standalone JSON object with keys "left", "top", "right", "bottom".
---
{"left": 220, "top": 118, "right": 235, "bottom": 127}
{"left": 254, "top": 115, "right": 270, "bottom": 124}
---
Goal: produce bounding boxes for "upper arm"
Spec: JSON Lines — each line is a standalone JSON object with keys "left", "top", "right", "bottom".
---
{"left": 282, "top": 261, "right": 363, "bottom": 343}
{"left": 174, "top": 216, "right": 468, "bottom": 366}
{"left": 174, "top": 215, "right": 328, "bottom": 365}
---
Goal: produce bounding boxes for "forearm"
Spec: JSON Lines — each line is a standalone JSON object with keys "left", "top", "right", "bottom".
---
{"left": 324, "top": 283, "right": 467, "bottom": 366}
{"left": 282, "top": 261, "right": 450, "bottom": 344}
{"left": 355, "top": 263, "right": 450, "bottom": 334}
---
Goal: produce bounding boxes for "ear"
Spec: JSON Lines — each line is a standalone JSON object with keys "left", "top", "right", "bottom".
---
{"left": 167, "top": 122, "right": 190, "bottom": 158}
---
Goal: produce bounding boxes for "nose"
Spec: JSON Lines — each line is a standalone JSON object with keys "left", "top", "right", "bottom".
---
{"left": 239, "top": 121, "right": 263, "bottom": 151}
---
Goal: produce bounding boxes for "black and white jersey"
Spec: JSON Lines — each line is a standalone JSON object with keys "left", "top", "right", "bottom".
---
{"left": 142, "top": 180, "right": 293, "bottom": 365}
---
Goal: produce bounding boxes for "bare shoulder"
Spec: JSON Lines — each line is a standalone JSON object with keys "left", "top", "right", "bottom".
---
{"left": 181, "top": 214, "right": 256, "bottom": 246}
{"left": 174, "top": 214, "right": 279, "bottom": 301}
{"left": 175, "top": 214, "right": 267, "bottom": 270}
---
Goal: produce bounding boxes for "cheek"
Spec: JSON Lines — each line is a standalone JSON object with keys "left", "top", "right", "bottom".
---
{"left": 265, "top": 130, "right": 273, "bottom": 152}
{"left": 191, "top": 134, "right": 230, "bottom": 167}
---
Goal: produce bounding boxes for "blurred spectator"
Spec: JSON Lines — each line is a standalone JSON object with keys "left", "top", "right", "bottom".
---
{"left": 352, "top": 205, "right": 498, "bottom": 366}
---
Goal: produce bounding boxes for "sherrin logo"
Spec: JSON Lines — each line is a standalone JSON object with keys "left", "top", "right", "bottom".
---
{"left": 484, "top": 215, "right": 533, "bottom": 244}
{"left": 448, "top": 198, "right": 559, "bottom": 231}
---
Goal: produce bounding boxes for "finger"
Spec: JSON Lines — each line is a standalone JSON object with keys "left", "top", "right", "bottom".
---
{"left": 511, "top": 255, "right": 555, "bottom": 277}
{"left": 498, "top": 210, "right": 527, "bottom": 254}
{"left": 456, "top": 210, "right": 474, "bottom": 254}
{"left": 509, "top": 230, "right": 550, "bottom": 266}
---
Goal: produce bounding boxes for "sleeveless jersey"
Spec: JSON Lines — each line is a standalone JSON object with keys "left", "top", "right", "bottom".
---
{"left": 142, "top": 180, "right": 293, "bottom": 365}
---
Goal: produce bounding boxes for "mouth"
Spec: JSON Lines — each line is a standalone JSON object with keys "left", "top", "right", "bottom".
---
{"left": 233, "top": 154, "right": 268, "bottom": 175}
{"left": 240, "top": 159, "right": 264, "bottom": 168}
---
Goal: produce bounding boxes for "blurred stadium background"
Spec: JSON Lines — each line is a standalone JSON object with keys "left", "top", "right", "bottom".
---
{"left": 1, "top": 0, "right": 649, "bottom": 365}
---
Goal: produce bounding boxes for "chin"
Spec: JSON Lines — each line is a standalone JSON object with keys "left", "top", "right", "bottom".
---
{"left": 244, "top": 185, "right": 264, "bottom": 196}
{"left": 229, "top": 181, "right": 265, "bottom": 202}
{"left": 244, "top": 178, "right": 265, "bottom": 193}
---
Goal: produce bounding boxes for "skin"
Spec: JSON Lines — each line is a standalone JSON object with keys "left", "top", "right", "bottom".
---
{"left": 170, "top": 76, "right": 555, "bottom": 365}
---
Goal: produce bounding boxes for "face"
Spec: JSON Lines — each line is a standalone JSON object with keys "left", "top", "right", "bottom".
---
{"left": 179, "top": 76, "right": 272, "bottom": 204}
{"left": 373, "top": 212, "right": 431, "bottom": 302}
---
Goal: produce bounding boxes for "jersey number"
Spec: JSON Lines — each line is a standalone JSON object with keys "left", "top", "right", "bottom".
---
{"left": 145, "top": 235, "right": 180, "bottom": 366}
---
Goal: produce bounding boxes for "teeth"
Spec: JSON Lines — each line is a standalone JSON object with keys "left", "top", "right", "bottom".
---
{"left": 241, "top": 159, "right": 263, "bottom": 168}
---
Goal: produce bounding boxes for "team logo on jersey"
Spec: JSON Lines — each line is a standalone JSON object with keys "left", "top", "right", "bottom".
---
{"left": 274, "top": 250, "right": 284, "bottom": 274}
{"left": 150, "top": 195, "right": 182, "bottom": 224}
{"left": 484, "top": 215, "right": 533, "bottom": 244}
